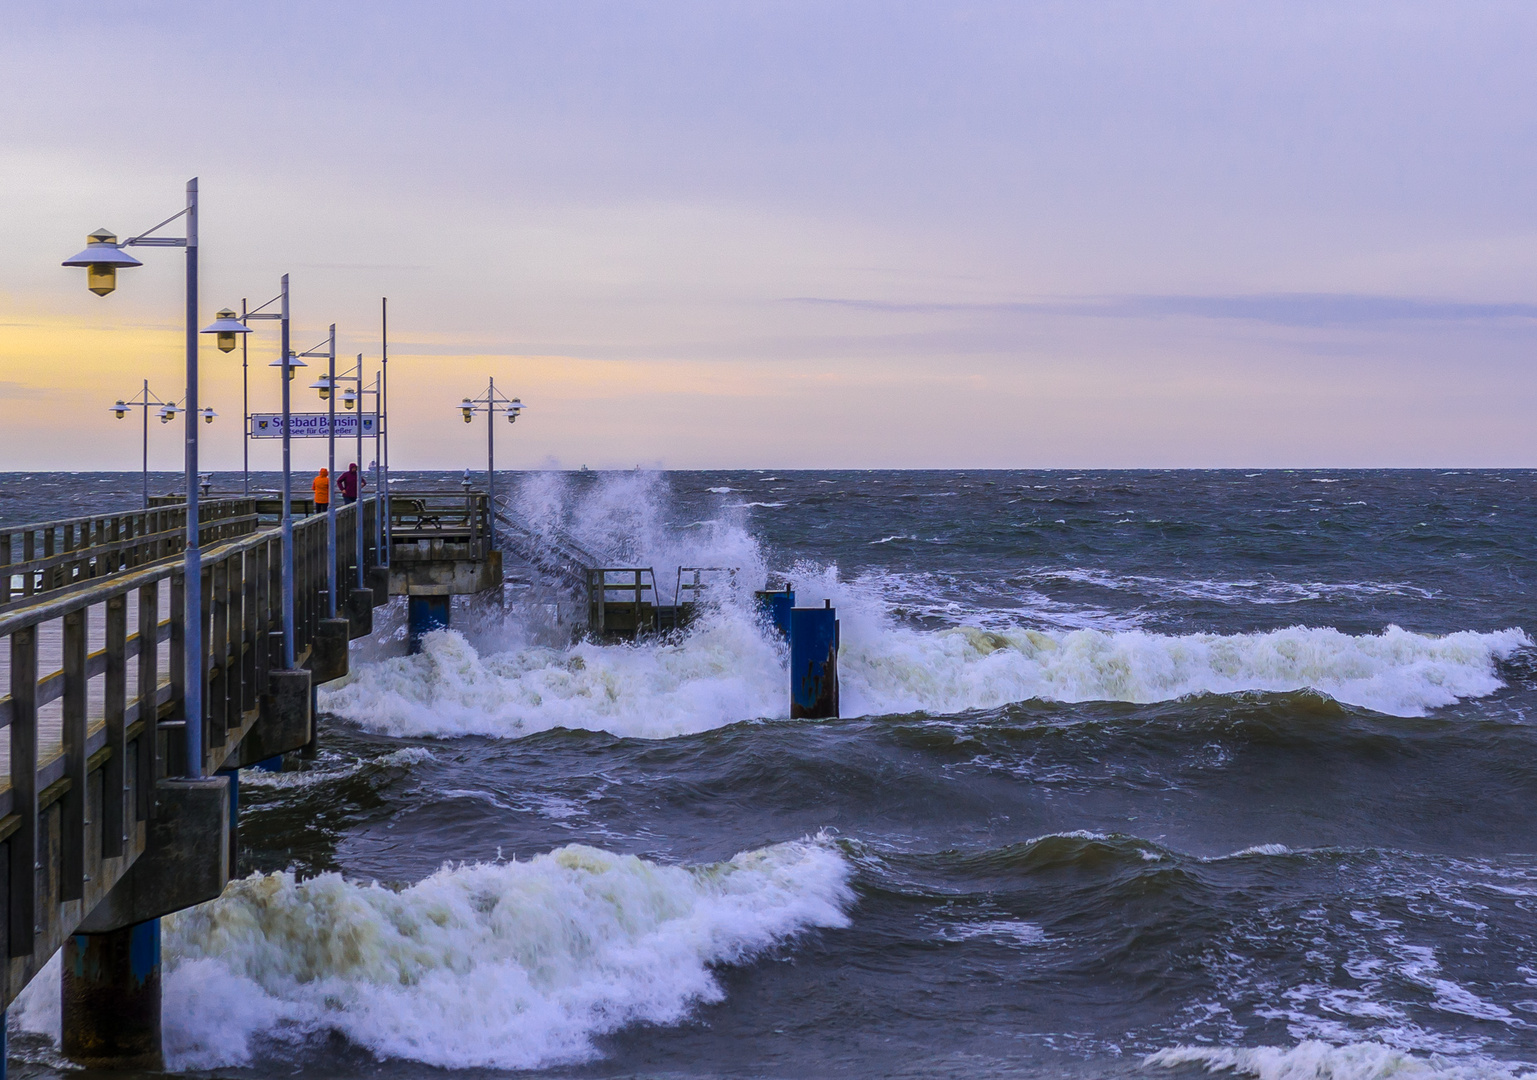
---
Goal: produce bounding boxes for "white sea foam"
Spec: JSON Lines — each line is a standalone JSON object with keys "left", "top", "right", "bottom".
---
{"left": 321, "top": 616, "right": 1528, "bottom": 739}
{"left": 13, "top": 837, "right": 852, "bottom": 1071}
{"left": 319, "top": 472, "right": 1528, "bottom": 739}
{"left": 1146, "top": 1041, "right": 1536, "bottom": 1080}
{"left": 1042, "top": 567, "right": 1436, "bottom": 605}
{"left": 237, "top": 747, "right": 434, "bottom": 790}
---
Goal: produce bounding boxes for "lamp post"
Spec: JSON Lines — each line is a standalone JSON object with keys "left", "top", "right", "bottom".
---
{"left": 321, "top": 354, "right": 379, "bottom": 589}
{"left": 64, "top": 178, "right": 248, "bottom": 779}
{"left": 365, "top": 372, "right": 384, "bottom": 570}
{"left": 109, "top": 380, "right": 177, "bottom": 507}
{"left": 298, "top": 326, "right": 337, "bottom": 617}
{"left": 234, "top": 278, "right": 303, "bottom": 668}
{"left": 457, "top": 377, "right": 525, "bottom": 511}
{"left": 381, "top": 298, "right": 391, "bottom": 568}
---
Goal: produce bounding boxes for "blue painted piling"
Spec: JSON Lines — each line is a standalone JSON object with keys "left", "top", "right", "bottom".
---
{"left": 754, "top": 585, "right": 795, "bottom": 640}
{"left": 408, "top": 594, "right": 451, "bottom": 653}
{"left": 789, "top": 601, "right": 839, "bottom": 719}
{"left": 61, "top": 919, "right": 162, "bottom": 1069}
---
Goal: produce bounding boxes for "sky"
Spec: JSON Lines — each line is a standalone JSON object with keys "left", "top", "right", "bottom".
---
{"left": 3, "top": 1, "right": 1537, "bottom": 471}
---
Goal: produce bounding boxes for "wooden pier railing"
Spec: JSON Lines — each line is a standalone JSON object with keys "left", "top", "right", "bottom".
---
{"left": 0, "top": 500, "right": 261, "bottom": 611}
{"left": 0, "top": 496, "right": 381, "bottom": 1006}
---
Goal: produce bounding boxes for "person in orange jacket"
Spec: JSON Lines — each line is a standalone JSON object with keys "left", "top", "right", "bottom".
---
{"left": 312, "top": 467, "right": 330, "bottom": 513}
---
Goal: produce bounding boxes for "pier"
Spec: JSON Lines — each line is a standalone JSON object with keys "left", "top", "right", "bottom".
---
{"left": 0, "top": 480, "right": 831, "bottom": 1069}
{"left": 0, "top": 490, "right": 500, "bottom": 1068}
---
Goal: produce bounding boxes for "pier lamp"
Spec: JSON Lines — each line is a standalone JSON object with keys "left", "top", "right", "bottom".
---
{"left": 61, "top": 230, "right": 144, "bottom": 297}
{"left": 63, "top": 178, "right": 218, "bottom": 778}
{"left": 310, "top": 375, "right": 334, "bottom": 400}
{"left": 158, "top": 403, "right": 183, "bottom": 424}
{"left": 111, "top": 381, "right": 174, "bottom": 507}
{"left": 271, "top": 352, "right": 307, "bottom": 381}
{"left": 342, "top": 387, "right": 356, "bottom": 411}
{"left": 456, "top": 378, "right": 526, "bottom": 510}
{"left": 201, "top": 309, "right": 250, "bottom": 353}
{"left": 200, "top": 408, "right": 217, "bottom": 425}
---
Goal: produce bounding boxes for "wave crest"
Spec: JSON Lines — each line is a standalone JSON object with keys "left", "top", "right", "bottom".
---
{"left": 321, "top": 615, "right": 1528, "bottom": 740}
{"left": 1147, "top": 1041, "right": 1534, "bottom": 1080}
{"left": 5, "top": 836, "right": 852, "bottom": 1070}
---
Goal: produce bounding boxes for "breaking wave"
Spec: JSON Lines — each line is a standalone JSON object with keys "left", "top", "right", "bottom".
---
{"left": 1147, "top": 1041, "right": 1536, "bottom": 1080}
{"left": 317, "top": 471, "right": 1529, "bottom": 739}
{"left": 320, "top": 614, "right": 1528, "bottom": 739}
{"left": 14, "top": 836, "right": 852, "bottom": 1071}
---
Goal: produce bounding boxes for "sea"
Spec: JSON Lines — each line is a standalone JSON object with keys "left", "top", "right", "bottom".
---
{"left": 4, "top": 468, "right": 1537, "bottom": 1080}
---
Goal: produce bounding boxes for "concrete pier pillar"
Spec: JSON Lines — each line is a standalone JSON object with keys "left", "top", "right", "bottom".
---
{"left": 789, "top": 601, "right": 839, "bottom": 719}
{"left": 61, "top": 919, "right": 162, "bottom": 1070}
{"left": 408, "top": 594, "right": 450, "bottom": 653}
{"left": 346, "top": 587, "right": 375, "bottom": 637}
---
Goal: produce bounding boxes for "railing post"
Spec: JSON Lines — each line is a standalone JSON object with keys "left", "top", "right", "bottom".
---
{"left": 197, "top": 565, "right": 212, "bottom": 776}
{"left": 62, "top": 608, "right": 88, "bottom": 901}
{"left": 103, "top": 595, "right": 128, "bottom": 858}
{"left": 243, "top": 546, "right": 260, "bottom": 715}
{"left": 8, "top": 625, "right": 38, "bottom": 956}
{"left": 168, "top": 573, "right": 185, "bottom": 776}
{"left": 136, "top": 582, "right": 158, "bottom": 820}
{"left": 209, "top": 560, "right": 229, "bottom": 750}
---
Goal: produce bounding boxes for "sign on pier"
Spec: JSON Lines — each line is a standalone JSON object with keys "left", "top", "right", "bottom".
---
{"left": 249, "top": 413, "right": 382, "bottom": 439}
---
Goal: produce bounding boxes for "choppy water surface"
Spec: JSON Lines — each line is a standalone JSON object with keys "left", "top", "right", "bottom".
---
{"left": 8, "top": 469, "right": 1537, "bottom": 1080}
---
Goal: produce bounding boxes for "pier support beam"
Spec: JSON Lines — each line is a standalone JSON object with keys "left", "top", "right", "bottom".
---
{"left": 789, "top": 602, "right": 839, "bottom": 719}
{"left": 61, "top": 919, "right": 162, "bottom": 1070}
{"left": 368, "top": 565, "right": 390, "bottom": 605}
{"left": 408, "top": 593, "right": 450, "bottom": 653}
{"left": 77, "top": 778, "right": 230, "bottom": 935}
{"left": 242, "top": 668, "right": 311, "bottom": 765}
{"left": 755, "top": 585, "right": 795, "bottom": 641}
{"left": 309, "top": 618, "right": 351, "bottom": 685}
{"left": 346, "top": 587, "right": 375, "bottom": 638}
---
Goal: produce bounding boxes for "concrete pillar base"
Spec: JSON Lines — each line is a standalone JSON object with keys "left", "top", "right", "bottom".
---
{"left": 61, "top": 920, "right": 162, "bottom": 1070}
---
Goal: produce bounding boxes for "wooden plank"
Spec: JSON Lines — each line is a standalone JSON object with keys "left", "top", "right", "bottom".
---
{"left": 60, "top": 609, "right": 87, "bottom": 900}
{"left": 210, "top": 561, "right": 228, "bottom": 749}
{"left": 102, "top": 595, "right": 126, "bottom": 858}
{"left": 8, "top": 625, "right": 37, "bottom": 956}
{"left": 199, "top": 565, "right": 212, "bottom": 774}
{"left": 136, "top": 581, "right": 157, "bottom": 821}
{"left": 247, "top": 543, "right": 263, "bottom": 706}
{"left": 169, "top": 572, "right": 185, "bottom": 766}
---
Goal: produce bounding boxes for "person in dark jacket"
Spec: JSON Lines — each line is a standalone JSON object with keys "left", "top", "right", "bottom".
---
{"left": 337, "top": 462, "right": 367, "bottom": 504}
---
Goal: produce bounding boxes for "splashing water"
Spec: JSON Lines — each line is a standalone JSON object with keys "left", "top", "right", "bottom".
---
{"left": 323, "top": 610, "right": 1529, "bottom": 739}
{"left": 1146, "top": 1041, "right": 1537, "bottom": 1080}
{"left": 12, "top": 836, "right": 852, "bottom": 1071}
